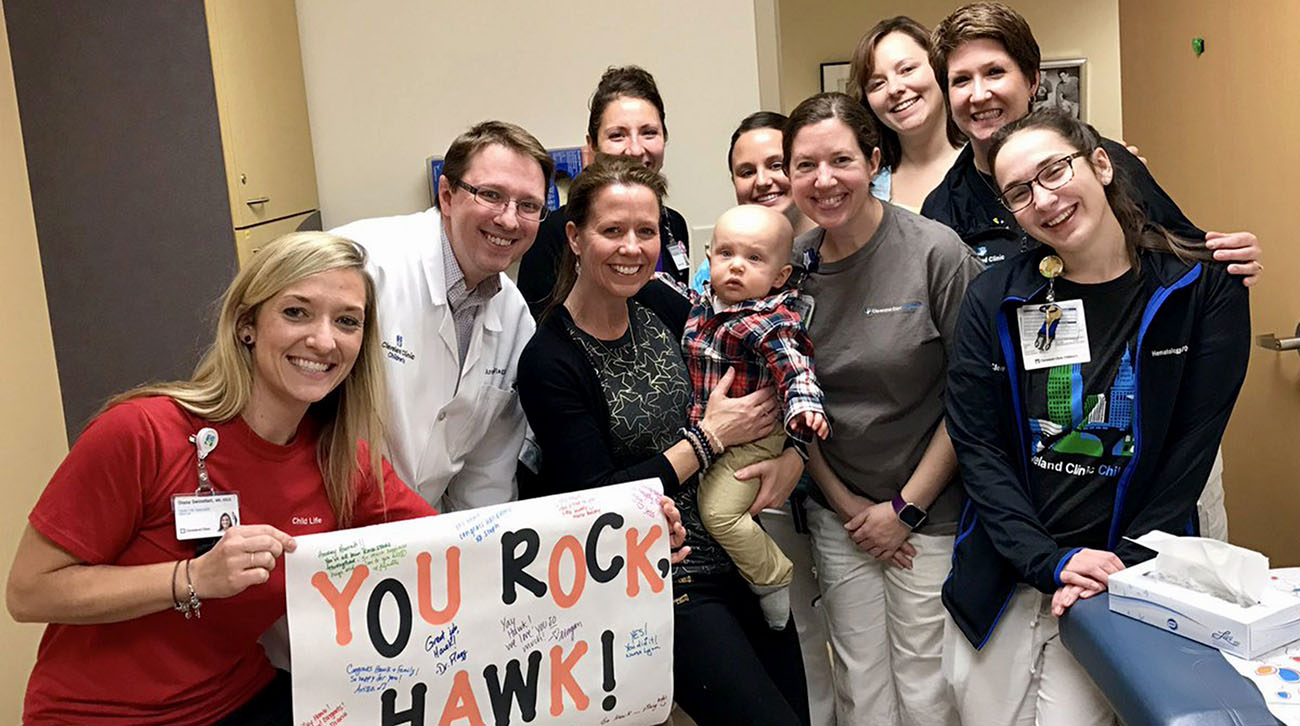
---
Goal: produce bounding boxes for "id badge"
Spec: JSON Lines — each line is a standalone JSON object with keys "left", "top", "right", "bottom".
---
{"left": 173, "top": 492, "right": 241, "bottom": 540}
{"left": 668, "top": 239, "right": 690, "bottom": 273}
{"left": 1017, "top": 299, "right": 1090, "bottom": 370}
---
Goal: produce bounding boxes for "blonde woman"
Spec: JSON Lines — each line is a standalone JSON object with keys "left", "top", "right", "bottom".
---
{"left": 7, "top": 233, "right": 437, "bottom": 725}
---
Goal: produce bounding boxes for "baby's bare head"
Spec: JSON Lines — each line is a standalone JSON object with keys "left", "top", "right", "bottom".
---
{"left": 709, "top": 205, "right": 796, "bottom": 304}
{"left": 713, "top": 204, "right": 794, "bottom": 261}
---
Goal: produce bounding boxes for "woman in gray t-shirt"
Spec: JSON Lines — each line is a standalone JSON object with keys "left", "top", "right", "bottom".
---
{"left": 783, "top": 92, "right": 982, "bottom": 726}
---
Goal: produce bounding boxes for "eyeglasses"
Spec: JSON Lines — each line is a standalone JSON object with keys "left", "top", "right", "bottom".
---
{"left": 997, "top": 151, "right": 1090, "bottom": 212}
{"left": 451, "top": 179, "right": 549, "bottom": 221}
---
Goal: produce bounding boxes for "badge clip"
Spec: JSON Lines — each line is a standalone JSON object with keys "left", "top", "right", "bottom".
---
{"left": 188, "top": 427, "right": 219, "bottom": 495}
{"left": 1039, "top": 255, "right": 1064, "bottom": 302}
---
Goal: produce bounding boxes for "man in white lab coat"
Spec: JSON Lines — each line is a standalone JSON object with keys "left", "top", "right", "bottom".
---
{"left": 331, "top": 120, "right": 555, "bottom": 511}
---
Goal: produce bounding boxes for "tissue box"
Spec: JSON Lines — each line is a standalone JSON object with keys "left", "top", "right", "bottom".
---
{"left": 1109, "top": 560, "right": 1300, "bottom": 658}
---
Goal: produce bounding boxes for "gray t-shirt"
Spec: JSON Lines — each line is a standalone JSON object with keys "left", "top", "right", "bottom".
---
{"left": 794, "top": 202, "right": 983, "bottom": 534}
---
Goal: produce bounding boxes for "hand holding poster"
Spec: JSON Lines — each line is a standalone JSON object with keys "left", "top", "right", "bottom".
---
{"left": 285, "top": 480, "right": 674, "bottom": 726}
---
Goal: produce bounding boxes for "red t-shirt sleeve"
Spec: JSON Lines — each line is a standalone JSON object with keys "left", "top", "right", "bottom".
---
{"left": 29, "top": 401, "right": 157, "bottom": 564}
{"left": 352, "top": 440, "right": 437, "bottom": 525}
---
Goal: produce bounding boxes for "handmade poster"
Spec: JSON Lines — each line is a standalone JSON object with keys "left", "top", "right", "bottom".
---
{"left": 285, "top": 480, "right": 674, "bottom": 726}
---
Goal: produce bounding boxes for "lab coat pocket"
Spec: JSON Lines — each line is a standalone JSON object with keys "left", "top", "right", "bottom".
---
{"left": 453, "top": 383, "right": 520, "bottom": 453}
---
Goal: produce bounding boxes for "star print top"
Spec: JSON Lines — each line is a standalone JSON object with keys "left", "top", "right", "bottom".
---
{"left": 516, "top": 281, "right": 732, "bottom": 579}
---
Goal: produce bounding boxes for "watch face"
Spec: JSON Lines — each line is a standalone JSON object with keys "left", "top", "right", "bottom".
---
{"left": 899, "top": 504, "right": 927, "bottom": 530}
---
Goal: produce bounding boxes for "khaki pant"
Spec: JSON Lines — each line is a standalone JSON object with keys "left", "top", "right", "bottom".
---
{"left": 944, "top": 585, "right": 1114, "bottom": 726}
{"left": 698, "top": 431, "right": 793, "bottom": 587}
{"left": 806, "top": 500, "right": 957, "bottom": 726}
{"left": 764, "top": 503, "right": 839, "bottom": 726}
{"left": 1198, "top": 447, "right": 1228, "bottom": 541}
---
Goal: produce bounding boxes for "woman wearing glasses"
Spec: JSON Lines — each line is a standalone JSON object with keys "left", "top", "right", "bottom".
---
{"left": 519, "top": 65, "right": 692, "bottom": 318}
{"left": 943, "top": 110, "right": 1250, "bottom": 726}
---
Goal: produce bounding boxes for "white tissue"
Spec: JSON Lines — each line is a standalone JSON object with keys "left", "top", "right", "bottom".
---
{"left": 1127, "top": 531, "right": 1269, "bottom": 608}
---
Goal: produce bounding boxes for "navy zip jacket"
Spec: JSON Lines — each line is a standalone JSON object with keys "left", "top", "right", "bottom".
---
{"left": 921, "top": 141, "right": 1204, "bottom": 267}
{"left": 943, "top": 245, "right": 1250, "bottom": 649}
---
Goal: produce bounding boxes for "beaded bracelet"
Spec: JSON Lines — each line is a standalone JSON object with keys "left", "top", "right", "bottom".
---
{"left": 681, "top": 426, "right": 712, "bottom": 470}
{"left": 682, "top": 427, "right": 706, "bottom": 469}
{"left": 173, "top": 558, "right": 202, "bottom": 619}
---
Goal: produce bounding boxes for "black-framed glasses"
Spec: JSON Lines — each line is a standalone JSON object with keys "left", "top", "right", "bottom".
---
{"left": 997, "top": 151, "right": 1090, "bottom": 212}
{"left": 451, "top": 179, "right": 549, "bottom": 221}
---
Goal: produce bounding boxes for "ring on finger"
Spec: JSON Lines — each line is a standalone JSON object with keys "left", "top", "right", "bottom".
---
{"left": 249, "top": 551, "right": 256, "bottom": 569}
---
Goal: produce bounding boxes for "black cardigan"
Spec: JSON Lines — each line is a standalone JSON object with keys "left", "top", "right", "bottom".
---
{"left": 517, "top": 282, "right": 733, "bottom": 578}
{"left": 516, "top": 281, "right": 692, "bottom": 495}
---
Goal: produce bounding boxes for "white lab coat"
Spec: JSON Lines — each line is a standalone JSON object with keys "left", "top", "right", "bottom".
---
{"left": 331, "top": 209, "right": 534, "bottom": 511}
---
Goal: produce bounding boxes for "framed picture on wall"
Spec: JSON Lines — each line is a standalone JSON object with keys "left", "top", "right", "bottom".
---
{"left": 428, "top": 147, "right": 585, "bottom": 209}
{"left": 1036, "top": 58, "right": 1086, "bottom": 121}
{"left": 820, "top": 61, "right": 852, "bottom": 94}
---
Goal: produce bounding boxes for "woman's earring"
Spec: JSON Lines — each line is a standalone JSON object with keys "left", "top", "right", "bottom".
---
{"left": 241, "top": 332, "right": 254, "bottom": 346}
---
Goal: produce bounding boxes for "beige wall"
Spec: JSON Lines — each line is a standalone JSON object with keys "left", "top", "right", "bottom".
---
{"left": 296, "top": 1, "right": 764, "bottom": 252}
{"left": 776, "top": 0, "right": 1125, "bottom": 140}
{"left": 0, "top": 1, "right": 70, "bottom": 719}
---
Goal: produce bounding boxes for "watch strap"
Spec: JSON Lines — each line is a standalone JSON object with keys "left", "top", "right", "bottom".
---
{"left": 891, "top": 494, "right": 928, "bottom": 530}
{"left": 891, "top": 493, "right": 908, "bottom": 515}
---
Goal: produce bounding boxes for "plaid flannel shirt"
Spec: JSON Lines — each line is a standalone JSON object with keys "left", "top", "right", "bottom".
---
{"left": 674, "top": 278, "right": 826, "bottom": 444}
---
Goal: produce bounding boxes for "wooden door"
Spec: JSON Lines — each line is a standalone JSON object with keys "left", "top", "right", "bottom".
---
{"left": 206, "top": 0, "right": 319, "bottom": 228}
{"left": 1120, "top": 0, "right": 1300, "bottom": 565}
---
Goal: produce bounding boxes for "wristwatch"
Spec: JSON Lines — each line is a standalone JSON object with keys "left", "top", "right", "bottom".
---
{"left": 891, "top": 494, "right": 928, "bottom": 531}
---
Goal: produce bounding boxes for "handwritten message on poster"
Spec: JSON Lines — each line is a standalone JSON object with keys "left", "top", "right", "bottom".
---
{"left": 285, "top": 480, "right": 674, "bottom": 726}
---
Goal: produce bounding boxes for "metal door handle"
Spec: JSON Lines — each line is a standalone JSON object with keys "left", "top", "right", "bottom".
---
{"left": 1256, "top": 323, "right": 1300, "bottom": 355}
{"left": 245, "top": 197, "right": 270, "bottom": 207}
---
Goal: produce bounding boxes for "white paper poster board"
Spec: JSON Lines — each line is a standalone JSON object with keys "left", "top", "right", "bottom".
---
{"left": 285, "top": 480, "right": 674, "bottom": 726}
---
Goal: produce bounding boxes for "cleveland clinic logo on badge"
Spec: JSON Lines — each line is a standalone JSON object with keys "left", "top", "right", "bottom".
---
{"left": 382, "top": 333, "right": 416, "bottom": 364}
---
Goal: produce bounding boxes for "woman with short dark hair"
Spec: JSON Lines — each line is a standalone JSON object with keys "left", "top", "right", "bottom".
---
{"left": 518, "top": 65, "right": 692, "bottom": 318}
{"left": 784, "top": 92, "right": 983, "bottom": 726}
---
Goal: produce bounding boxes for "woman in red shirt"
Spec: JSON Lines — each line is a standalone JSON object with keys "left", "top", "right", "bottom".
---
{"left": 6, "top": 232, "right": 438, "bottom": 725}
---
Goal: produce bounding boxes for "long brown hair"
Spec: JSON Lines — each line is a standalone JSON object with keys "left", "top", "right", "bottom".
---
{"left": 849, "top": 16, "right": 964, "bottom": 170}
{"left": 542, "top": 155, "right": 667, "bottom": 321}
{"left": 988, "top": 110, "right": 1212, "bottom": 266}
{"left": 102, "top": 232, "right": 388, "bottom": 526}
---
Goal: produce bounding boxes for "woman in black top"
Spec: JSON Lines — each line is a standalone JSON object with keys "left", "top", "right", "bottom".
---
{"left": 943, "top": 110, "right": 1250, "bottom": 725}
{"left": 517, "top": 66, "right": 691, "bottom": 318}
{"left": 517, "top": 155, "right": 810, "bottom": 725}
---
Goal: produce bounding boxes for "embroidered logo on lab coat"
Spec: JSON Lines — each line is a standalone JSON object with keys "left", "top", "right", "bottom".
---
{"left": 382, "top": 333, "right": 416, "bottom": 363}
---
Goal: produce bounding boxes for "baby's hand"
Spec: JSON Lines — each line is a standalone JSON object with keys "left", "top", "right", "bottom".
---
{"left": 800, "top": 411, "right": 830, "bottom": 440}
